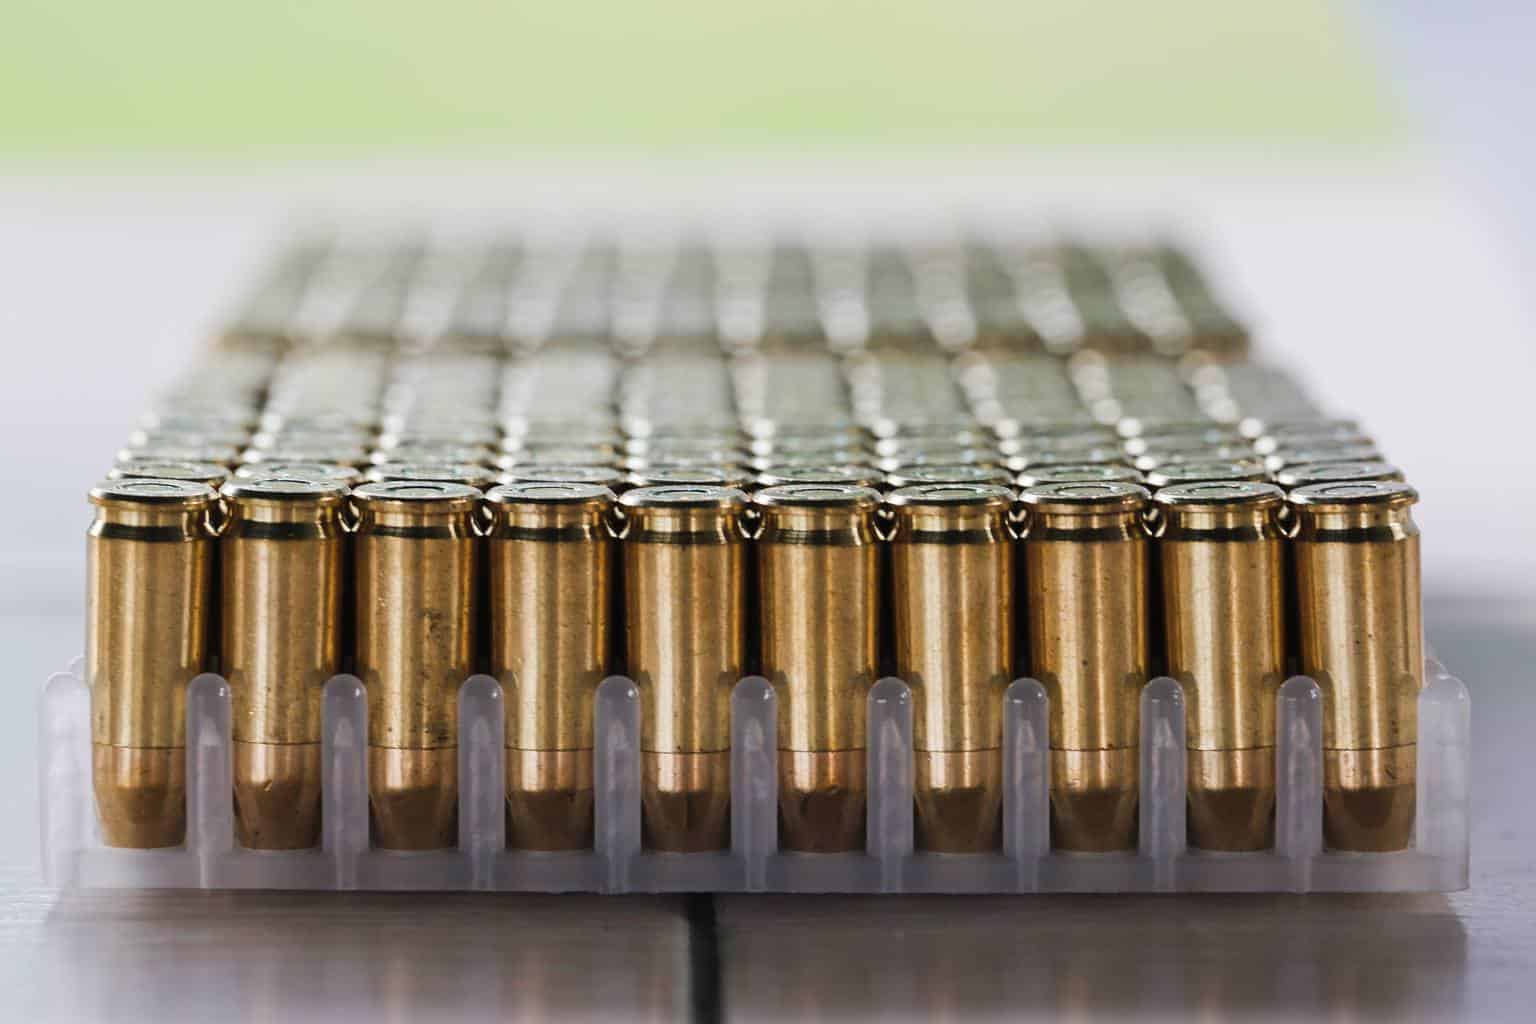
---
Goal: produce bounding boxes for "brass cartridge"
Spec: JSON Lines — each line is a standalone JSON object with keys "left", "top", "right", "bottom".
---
{"left": 1153, "top": 481, "right": 1286, "bottom": 850}
{"left": 753, "top": 484, "right": 882, "bottom": 851}
{"left": 353, "top": 480, "right": 482, "bottom": 850}
{"left": 485, "top": 482, "right": 616, "bottom": 850}
{"left": 620, "top": 485, "right": 749, "bottom": 851}
{"left": 1291, "top": 481, "right": 1422, "bottom": 851}
{"left": 220, "top": 476, "right": 348, "bottom": 849}
{"left": 1019, "top": 481, "right": 1151, "bottom": 851}
{"left": 86, "top": 479, "right": 217, "bottom": 847}
{"left": 886, "top": 483, "right": 1015, "bottom": 852}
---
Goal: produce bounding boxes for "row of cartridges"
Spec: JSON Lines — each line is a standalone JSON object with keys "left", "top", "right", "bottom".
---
{"left": 85, "top": 238, "right": 1421, "bottom": 858}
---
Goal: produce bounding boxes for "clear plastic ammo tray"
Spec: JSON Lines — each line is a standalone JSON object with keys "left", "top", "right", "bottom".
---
{"left": 40, "top": 656, "right": 1469, "bottom": 894}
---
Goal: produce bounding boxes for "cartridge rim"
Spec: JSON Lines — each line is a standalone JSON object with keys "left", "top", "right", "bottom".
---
{"left": 108, "top": 459, "right": 229, "bottom": 486}
{"left": 1143, "top": 459, "right": 1268, "bottom": 489}
{"left": 485, "top": 481, "right": 615, "bottom": 505}
{"left": 233, "top": 461, "right": 361, "bottom": 483}
{"left": 884, "top": 464, "right": 1014, "bottom": 488}
{"left": 497, "top": 465, "right": 628, "bottom": 487}
{"left": 885, "top": 482, "right": 1013, "bottom": 509}
{"left": 1152, "top": 480, "right": 1284, "bottom": 507}
{"left": 363, "top": 462, "right": 495, "bottom": 488}
{"left": 1289, "top": 480, "right": 1418, "bottom": 508}
{"left": 351, "top": 479, "right": 483, "bottom": 510}
{"left": 754, "top": 464, "right": 884, "bottom": 488}
{"left": 752, "top": 483, "right": 883, "bottom": 509}
{"left": 220, "top": 476, "right": 350, "bottom": 502}
{"left": 626, "top": 466, "right": 750, "bottom": 489}
{"left": 1017, "top": 480, "right": 1150, "bottom": 513}
{"left": 1015, "top": 463, "right": 1144, "bottom": 488}
{"left": 619, "top": 484, "right": 749, "bottom": 509}
{"left": 89, "top": 478, "right": 217, "bottom": 508}
{"left": 1273, "top": 461, "right": 1404, "bottom": 489}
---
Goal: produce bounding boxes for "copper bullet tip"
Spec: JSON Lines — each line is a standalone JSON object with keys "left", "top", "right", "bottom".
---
{"left": 92, "top": 745, "right": 185, "bottom": 849}
{"left": 234, "top": 742, "right": 322, "bottom": 850}
{"left": 369, "top": 748, "right": 459, "bottom": 851}
{"left": 641, "top": 752, "right": 730, "bottom": 853}
{"left": 1187, "top": 749, "right": 1276, "bottom": 852}
{"left": 1324, "top": 745, "right": 1417, "bottom": 852}
{"left": 506, "top": 749, "right": 595, "bottom": 851}
{"left": 1051, "top": 749, "right": 1138, "bottom": 852}
{"left": 914, "top": 751, "right": 1002, "bottom": 854}
{"left": 778, "top": 751, "right": 866, "bottom": 853}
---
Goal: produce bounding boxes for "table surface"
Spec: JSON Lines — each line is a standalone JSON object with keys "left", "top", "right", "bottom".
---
{"left": 2, "top": 155, "right": 1533, "bottom": 1021}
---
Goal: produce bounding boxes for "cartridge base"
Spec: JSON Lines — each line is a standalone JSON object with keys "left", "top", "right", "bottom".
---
{"left": 642, "top": 751, "right": 730, "bottom": 853}
{"left": 1188, "top": 748, "right": 1276, "bottom": 852}
{"left": 914, "top": 750, "right": 1002, "bottom": 853}
{"left": 506, "top": 748, "right": 595, "bottom": 851}
{"left": 369, "top": 747, "right": 458, "bottom": 851}
{"left": 1051, "top": 748, "right": 1138, "bottom": 852}
{"left": 778, "top": 750, "right": 866, "bottom": 853}
{"left": 92, "top": 744, "right": 185, "bottom": 849}
{"left": 234, "top": 741, "right": 322, "bottom": 850}
{"left": 1324, "top": 745, "right": 1417, "bottom": 852}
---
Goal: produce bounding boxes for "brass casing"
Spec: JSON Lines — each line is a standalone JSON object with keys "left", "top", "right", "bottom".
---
{"left": 754, "top": 484, "right": 882, "bottom": 852}
{"left": 365, "top": 462, "right": 498, "bottom": 491}
{"left": 1154, "top": 482, "right": 1286, "bottom": 851}
{"left": 753, "top": 464, "right": 884, "bottom": 490}
{"left": 354, "top": 481, "right": 482, "bottom": 850}
{"left": 1020, "top": 481, "right": 1151, "bottom": 851}
{"left": 620, "top": 485, "right": 748, "bottom": 852}
{"left": 1291, "top": 481, "right": 1422, "bottom": 852}
{"left": 887, "top": 483, "right": 1014, "bottom": 853}
{"left": 232, "top": 461, "right": 363, "bottom": 485}
{"left": 87, "top": 479, "right": 217, "bottom": 848}
{"left": 220, "top": 477, "right": 348, "bottom": 849}
{"left": 882, "top": 464, "right": 1014, "bottom": 489}
{"left": 486, "top": 482, "right": 616, "bottom": 850}
{"left": 1142, "top": 459, "right": 1268, "bottom": 490}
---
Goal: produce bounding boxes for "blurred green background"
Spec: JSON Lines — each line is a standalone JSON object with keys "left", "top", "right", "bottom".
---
{"left": 0, "top": 1, "right": 1396, "bottom": 153}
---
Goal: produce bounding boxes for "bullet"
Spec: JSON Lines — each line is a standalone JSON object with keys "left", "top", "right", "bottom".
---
{"left": 353, "top": 480, "right": 483, "bottom": 850}
{"left": 754, "top": 484, "right": 882, "bottom": 851}
{"left": 220, "top": 476, "right": 348, "bottom": 849}
{"left": 108, "top": 459, "right": 229, "bottom": 489}
{"left": 886, "top": 483, "right": 1014, "bottom": 852}
{"left": 1142, "top": 458, "right": 1268, "bottom": 490}
{"left": 754, "top": 464, "right": 884, "bottom": 489}
{"left": 1272, "top": 460, "right": 1404, "bottom": 490}
{"left": 882, "top": 464, "right": 1014, "bottom": 489}
{"left": 1153, "top": 482, "right": 1287, "bottom": 850}
{"left": 486, "top": 482, "right": 616, "bottom": 850}
{"left": 1291, "top": 481, "right": 1422, "bottom": 851}
{"left": 86, "top": 479, "right": 218, "bottom": 847}
{"left": 620, "top": 485, "right": 749, "bottom": 851}
{"left": 233, "top": 460, "right": 363, "bottom": 485}
{"left": 1019, "top": 481, "right": 1151, "bottom": 851}
{"left": 1014, "top": 463, "right": 1144, "bottom": 489}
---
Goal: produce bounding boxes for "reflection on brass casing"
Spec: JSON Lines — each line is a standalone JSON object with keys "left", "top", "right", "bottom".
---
{"left": 887, "top": 483, "right": 1014, "bottom": 852}
{"left": 87, "top": 479, "right": 217, "bottom": 848}
{"left": 1014, "top": 463, "right": 1144, "bottom": 490}
{"left": 353, "top": 480, "right": 482, "bottom": 850}
{"left": 754, "top": 484, "right": 882, "bottom": 852}
{"left": 1020, "top": 481, "right": 1150, "bottom": 852}
{"left": 1154, "top": 482, "right": 1286, "bottom": 851}
{"left": 1291, "top": 481, "right": 1422, "bottom": 852}
{"left": 485, "top": 482, "right": 616, "bottom": 850}
{"left": 220, "top": 476, "right": 348, "bottom": 849}
{"left": 620, "top": 485, "right": 748, "bottom": 851}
